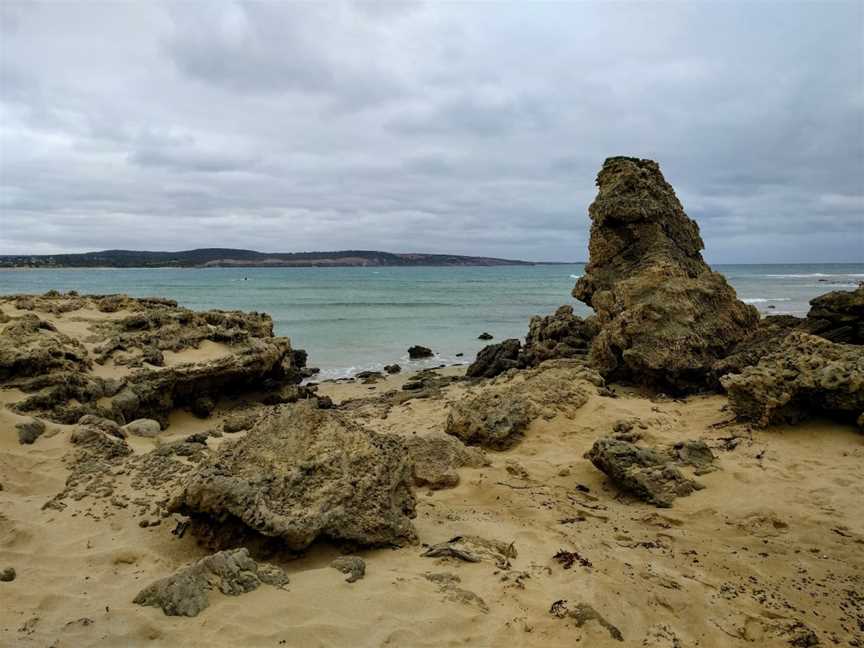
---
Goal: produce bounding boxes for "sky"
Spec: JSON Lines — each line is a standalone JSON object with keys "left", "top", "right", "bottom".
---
{"left": 0, "top": 1, "right": 862, "bottom": 263}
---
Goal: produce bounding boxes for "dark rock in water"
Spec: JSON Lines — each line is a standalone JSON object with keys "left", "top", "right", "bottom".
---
{"left": 170, "top": 401, "right": 417, "bottom": 550}
{"left": 0, "top": 567, "right": 15, "bottom": 582}
{"left": 721, "top": 331, "right": 864, "bottom": 428}
{"left": 16, "top": 417, "right": 45, "bottom": 445}
{"left": 408, "top": 345, "right": 433, "bottom": 359}
{"left": 801, "top": 285, "right": 864, "bottom": 344}
{"left": 404, "top": 433, "right": 489, "bottom": 489}
{"left": 133, "top": 548, "right": 287, "bottom": 617}
{"left": 384, "top": 364, "right": 401, "bottom": 374}
{"left": 330, "top": 556, "right": 366, "bottom": 583}
{"left": 585, "top": 437, "right": 712, "bottom": 507}
{"left": 522, "top": 305, "right": 598, "bottom": 366}
{"left": 466, "top": 339, "right": 523, "bottom": 379}
{"left": 573, "top": 157, "right": 759, "bottom": 392}
{"left": 478, "top": 332, "right": 494, "bottom": 340}
{"left": 455, "top": 353, "right": 464, "bottom": 357}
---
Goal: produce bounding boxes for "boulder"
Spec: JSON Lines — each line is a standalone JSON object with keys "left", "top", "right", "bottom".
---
{"left": 478, "top": 332, "right": 494, "bottom": 340}
{"left": 522, "top": 306, "right": 598, "bottom": 366}
{"left": 122, "top": 418, "right": 162, "bottom": 438}
{"left": 720, "top": 331, "right": 864, "bottom": 427}
{"left": 585, "top": 437, "right": 712, "bottom": 507}
{"left": 572, "top": 157, "right": 759, "bottom": 391}
{"left": 330, "top": 556, "right": 366, "bottom": 583}
{"left": 0, "top": 315, "right": 91, "bottom": 380}
{"left": 801, "top": 285, "right": 864, "bottom": 344}
{"left": 404, "top": 433, "right": 489, "bottom": 489}
{"left": 170, "top": 401, "right": 417, "bottom": 550}
{"left": 384, "top": 364, "right": 401, "bottom": 374}
{"left": 466, "top": 339, "right": 523, "bottom": 379}
{"left": 408, "top": 345, "right": 433, "bottom": 359}
{"left": 448, "top": 360, "right": 600, "bottom": 449}
{"left": 133, "top": 548, "right": 288, "bottom": 617}
{"left": 16, "top": 417, "right": 45, "bottom": 445}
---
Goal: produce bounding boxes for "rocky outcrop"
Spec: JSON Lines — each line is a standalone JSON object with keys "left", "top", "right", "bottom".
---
{"left": 447, "top": 360, "right": 602, "bottom": 449}
{"left": 170, "top": 401, "right": 417, "bottom": 550}
{"left": 572, "top": 157, "right": 759, "bottom": 391}
{"left": 0, "top": 293, "right": 309, "bottom": 427}
{"left": 133, "top": 548, "right": 288, "bottom": 617}
{"left": 522, "top": 305, "right": 598, "bottom": 366}
{"left": 585, "top": 437, "right": 715, "bottom": 507}
{"left": 720, "top": 331, "right": 864, "bottom": 428}
{"left": 404, "top": 433, "right": 489, "bottom": 489}
{"left": 0, "top": 314, "right": 91, "bottom": 380}
{"left": 466, "top": 339, "right": 522, "bottom": 379}
{"left": 711, "top": 315, "right": 802, "bottom": 381}
{"left": 801, "top": 285, "right": 864, "bottom": 344}
{"left": 466, "top": 307, "right": 598, "bottom": 380}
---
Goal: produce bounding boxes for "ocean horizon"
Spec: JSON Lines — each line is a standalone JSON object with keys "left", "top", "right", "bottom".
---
{"left": 2, "top": 262, "right": 862, "bottom": 379}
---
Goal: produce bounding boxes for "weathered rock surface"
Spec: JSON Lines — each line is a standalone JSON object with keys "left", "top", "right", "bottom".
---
{"left": 467, "top": 307, "right": 598, "bottom": 380}
{"left": 801, "top": 286, "right": 864, "bottom": 344}
{"left": 330, "top": 556, "right": 366, "bottom": 583}
{"left": 466, "top": 339, "right": 522, "bottom": 379}
{"left": 384, "top": 364, "right": 401, "bottom": 374}
{"left": 404, "top": 433, "right": 489, "bottom": 489}
{"left": 447, "top": 360, "right": 602, "bottom": 449}
{"left": 712, "top": 315, "right": 802, "bottom": 381}
{"left": 122, "top": 418, "right": 161, "bottom": 438}
{"left": 721, "top": 331, "right": 864, "bottom": 427}
{"left": 133, "top": 548, "right": 288, "bottom": 617}
{"left": 585, "top": 437, "right": 715, "bottom": 507}
{"left": 522, "top": 305, "right": 598, "bottom": 366}
{"left": 171, "top": 401, "right": 417, "bottom": 550}
{"left": 0, "top": 292, "right": 309, "bottom": 427}
{"left": 572, "top": 157, "right": 759, "bottom": 391}
{"left": 16, "top": 418, "right": 46, "bottom": 445}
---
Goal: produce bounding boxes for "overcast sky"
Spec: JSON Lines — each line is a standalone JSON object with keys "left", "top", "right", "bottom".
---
{"left": 1, "top": 1, "right": 862, "bottom": 263}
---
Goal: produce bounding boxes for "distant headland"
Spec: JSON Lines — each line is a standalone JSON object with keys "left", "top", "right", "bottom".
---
{"left": 0, "top": 249, "right": 573, "bottom": 269}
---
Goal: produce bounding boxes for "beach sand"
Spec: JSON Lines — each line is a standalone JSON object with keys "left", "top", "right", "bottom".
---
{"left": 1, "top": 304, "right": 862, "bottom": 647}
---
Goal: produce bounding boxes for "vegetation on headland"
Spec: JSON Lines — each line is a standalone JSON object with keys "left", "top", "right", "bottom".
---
{"left": 0, "top": 248, "right": 572, "bottom": 269}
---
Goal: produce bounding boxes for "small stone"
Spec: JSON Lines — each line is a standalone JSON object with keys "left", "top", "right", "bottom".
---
{"left": 0, "top": 567, "right": 15, "bottom": 582}
{"left": 330, "top": 556, "right": 366, "bottom": 583}
{"left": 122, "top": 418, "right": 161, "bottom": 438}
{"left": 16, "top": 418, "right": 45, "bottom": 445}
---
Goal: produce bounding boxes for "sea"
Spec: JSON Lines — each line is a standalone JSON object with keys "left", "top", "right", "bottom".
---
{"left": 1, "top": 263, "right": 861, "bottom": 380}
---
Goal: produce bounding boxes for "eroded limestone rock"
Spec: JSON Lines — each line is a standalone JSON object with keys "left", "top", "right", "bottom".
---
{"left": 171, "top": 401, "right": 417, "bottom": 550}
{"left": 404, "top": 433, "right": 489, "bottom": 489}
{"left": 721, "top": 331, "right": 864, "bottom": 427}
{"left": 573, "top": 157, "right": 758, "bottom": 391}
{"left": 133, "top": 548, "right": 288, "bottom": 617}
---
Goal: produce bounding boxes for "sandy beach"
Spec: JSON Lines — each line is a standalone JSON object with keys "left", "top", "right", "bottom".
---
{"left": 1, "top": 295, "right": 862, "bottom": 648}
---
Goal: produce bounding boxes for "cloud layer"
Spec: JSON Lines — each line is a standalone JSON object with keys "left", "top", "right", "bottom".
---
{"left": 1, "top": 1, "right": 862, "bottom": 262}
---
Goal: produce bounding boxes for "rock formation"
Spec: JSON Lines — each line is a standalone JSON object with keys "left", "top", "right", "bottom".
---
{"left": 721, "top": 331, "right": 864, "bottom": 428}
{"left": 801, "top": 285, "right": 863, "bottom": 344}
{"left": 447, "top": 360, "right": 603, "bottom": 449}
{"left": 585, "top": 437, "right": 715, "bottom": 507}
{"left": 466, "top": 307, "right": 598, "bottom": 380}
{"left": 572, "top": 157, "right": 759, "bottom": 391}
{"left": 403, "top": 433, "right": 489, "bottom": 489}
{"left": 133, "top": 548, "right": 288, "bottom": 617}
{"left": 170, "top": 401, "right": 418, "bottom": 550}
{"left": 0, "top": 292, "right": 309, "bottom": 427}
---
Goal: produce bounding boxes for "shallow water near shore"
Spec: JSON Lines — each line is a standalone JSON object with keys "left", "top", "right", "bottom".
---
{"left": 1, "top": 262, "right": 861, "bottom": 378}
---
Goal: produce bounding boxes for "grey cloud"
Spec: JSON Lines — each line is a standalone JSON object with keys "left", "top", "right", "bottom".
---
{"left": 0, "top": 1, "right": 861, "bottom": 263}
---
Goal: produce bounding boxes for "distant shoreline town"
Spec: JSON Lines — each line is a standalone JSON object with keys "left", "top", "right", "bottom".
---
{"left": 0, "top": 248, "right": 575, "bottom": 269}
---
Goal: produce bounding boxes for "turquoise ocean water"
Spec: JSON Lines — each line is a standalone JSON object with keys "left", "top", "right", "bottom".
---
{"left": 1, "top": 263, "right": 861, "bottom": 379}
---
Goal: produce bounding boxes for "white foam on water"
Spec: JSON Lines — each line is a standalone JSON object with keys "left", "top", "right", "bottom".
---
{"left": 765, "top": 273, "right": 862, "bottom": 278}
{"left": 569, "top": 274, "right": 581, "bottom": 279}
{"left": 742, "top": 297, "right": 792, "bottom": 304}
